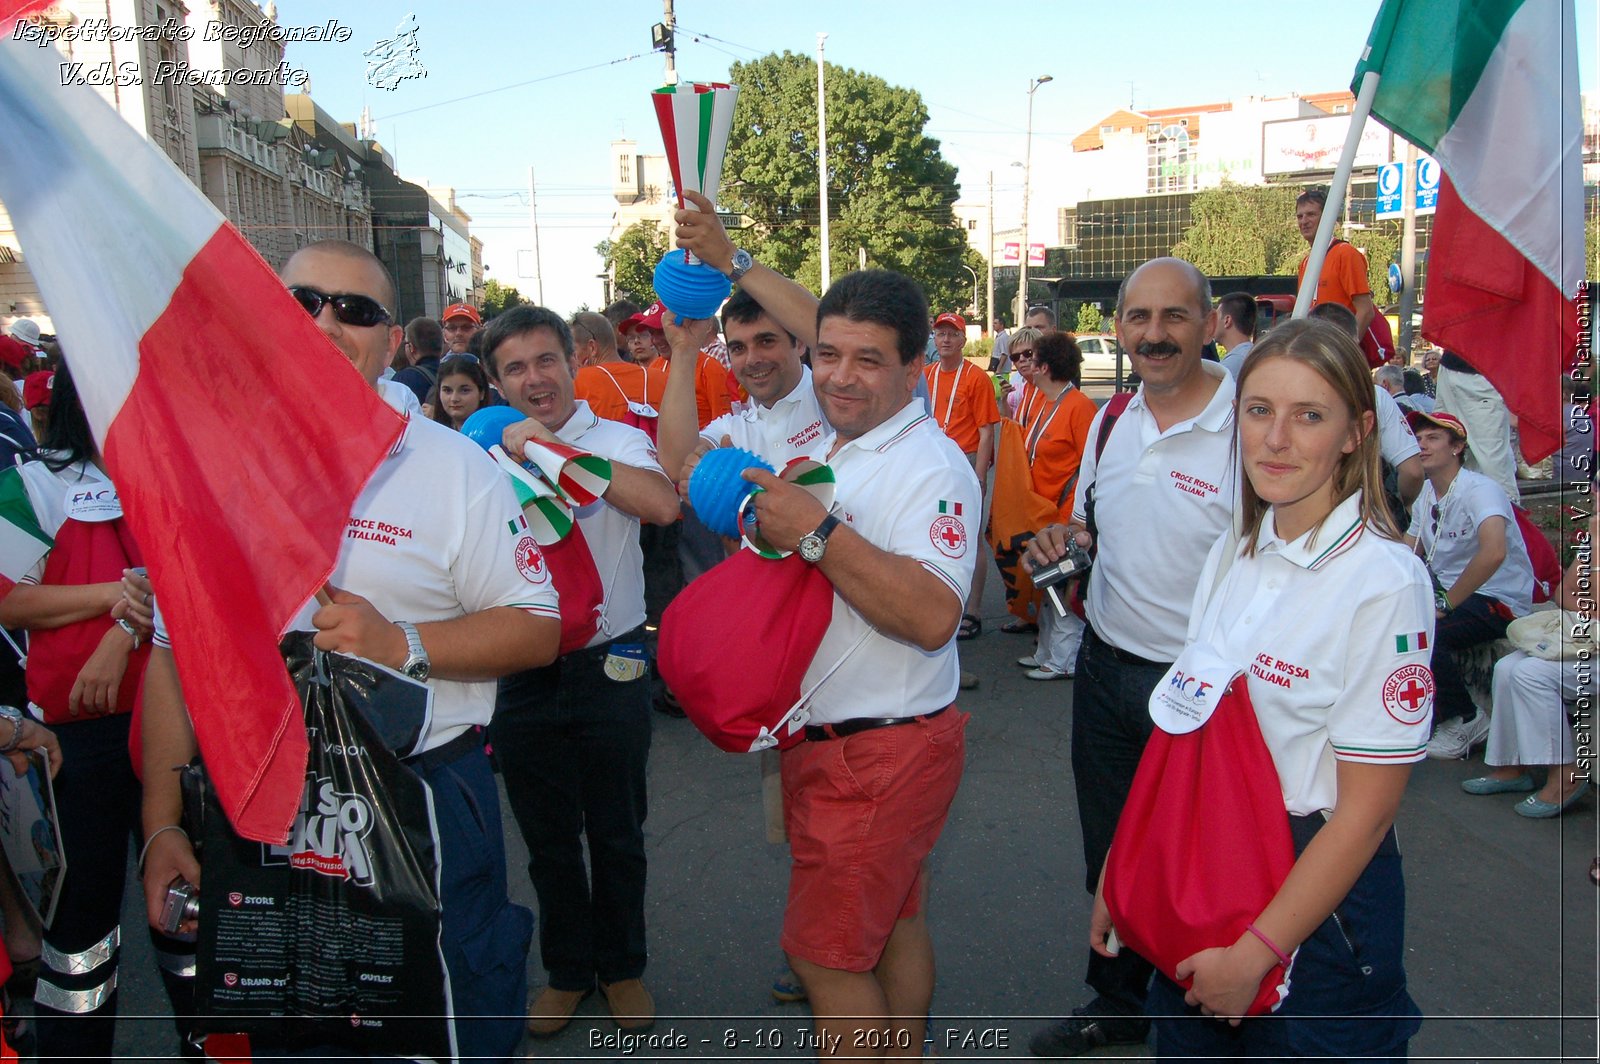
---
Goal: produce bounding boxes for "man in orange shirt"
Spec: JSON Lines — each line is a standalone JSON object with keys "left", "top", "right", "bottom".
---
{"left": 1295, "top": 187, "right": 1375, "bottom": 338}
{"left": 576, "top": 305, "right": 669, "bottom": 427}
{"left": 925, "top": 312, "right": 999, "bottom": 642}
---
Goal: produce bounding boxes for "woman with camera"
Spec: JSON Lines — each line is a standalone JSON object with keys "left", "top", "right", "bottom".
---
{"left": 1092, "top": 320, "right": 1431, "bottom": 1058}
{"left": 0, "top": 362, "right": 196, "bottom": 1062}
{"left": 1014, "top": 333, "right": 1096, "bottom": 680}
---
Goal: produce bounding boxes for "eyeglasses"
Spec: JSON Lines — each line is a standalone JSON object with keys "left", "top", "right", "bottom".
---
{"left": 1012, "top": 349, "right": 1035, "bottom": 360}
{"left": 442, "top": 352, "right": 480, "bottom": 365}
{"left": 289, "top": 286, "right": 391, "bottom": 328}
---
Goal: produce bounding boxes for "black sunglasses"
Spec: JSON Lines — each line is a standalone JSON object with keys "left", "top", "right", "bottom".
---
{"left": 289, "top": 286, "right": 392, "bottom": 328}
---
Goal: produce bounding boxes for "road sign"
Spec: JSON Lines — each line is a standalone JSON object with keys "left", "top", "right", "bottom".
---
{"left": 1388, "top": 263, "right": 1403, "bottom": 294}
{"left": 1376, "top": 162, "right": 1404, "bottom": 219}
{"left": 1415, "top": 157, "right": 1440, "bottom": 213}
{"left": 716, "top": 211, "right": 742, "bottom": 229}
{"left": 1375, "top": 157, "right": 1438, "bottom": 220}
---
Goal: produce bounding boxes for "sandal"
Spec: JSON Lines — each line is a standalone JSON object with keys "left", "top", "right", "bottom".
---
{"left": 956, "top": 614, "right": 981, "bottom": 641}
{"left": 1000, "top": 618, "right": 1039, "bottom": 635}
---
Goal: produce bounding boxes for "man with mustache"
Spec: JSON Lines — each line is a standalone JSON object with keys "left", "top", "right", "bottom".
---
{"left": 1023, "top": 258, "right": 1237, "bottom": 1057}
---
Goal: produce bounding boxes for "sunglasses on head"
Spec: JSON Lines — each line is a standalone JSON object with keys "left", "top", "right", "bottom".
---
{"left": 289, "top": 286, "right": 391, "bottom": 328}
{"left": 442, "top": 352, "right": 480, "bottom": 365}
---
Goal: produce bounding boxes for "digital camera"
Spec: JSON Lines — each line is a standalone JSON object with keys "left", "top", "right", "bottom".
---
{"left": 1030, "top": 540, "right": 1093, "bottom": 618}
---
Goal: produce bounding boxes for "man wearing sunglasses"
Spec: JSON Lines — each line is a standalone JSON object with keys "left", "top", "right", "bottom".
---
{"left": 139, "top": 240, "right": 561, "bottom": 1061}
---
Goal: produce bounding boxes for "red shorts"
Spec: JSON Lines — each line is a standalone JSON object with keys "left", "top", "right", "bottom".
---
{"left": 779, "top": 707, "right": 967, "bottom": 972}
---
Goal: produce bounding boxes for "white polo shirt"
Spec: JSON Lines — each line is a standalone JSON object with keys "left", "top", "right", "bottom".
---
{"left": 551, "top": 399, "right": 669, "bottom": 646}
{"left": 700, "top": 365, "right": 827, "bottom": 466}
{"left": 154, "top": 401, "right": 560, "bottom": 750}
{"left": 1070, "top": 361, "right": 1238, "bottom": 661}
{"left": 1408, "top": 467, "right": 1534, "bottom": 616}
{"left": 799, "top": 399, "right": 981, "bottom": 725}
{"left": 1187, "top": 493, "right": 1435, "bottom": 814}
{"left": 1373, "top": 385, "right": 1421, "bottom": 468}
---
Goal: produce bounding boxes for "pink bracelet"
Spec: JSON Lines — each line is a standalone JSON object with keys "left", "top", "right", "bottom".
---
{"left": 1246, "top": 923, "right": 1292, "bottom": 967}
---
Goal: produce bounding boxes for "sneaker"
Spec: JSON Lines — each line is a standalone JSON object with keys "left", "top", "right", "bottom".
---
{"left": 1426, "top": 711, "right": 1489, "bottom": 760}
{"left": 770, "top": 963, "right": 807, "bottom": 1004}
{"left": 600, "top": 978, "right": 655, "bottom": 1031}
{"left": 1029, "top": 1004, "right": 1149, "bottom": 1057}
{"left": 1026, "top": 666, "right": 1069, "bottom": 681}
{"left": 1017, "top": 655, "right": 1041, "bottom": 668}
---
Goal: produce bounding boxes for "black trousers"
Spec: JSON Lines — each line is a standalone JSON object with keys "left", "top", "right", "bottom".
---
{"left": 1430, "top": 592, "right": 1512, "bottom": 725}
{"left": 489, "top": 631, "right": 652, "bottom": 990}
{"left": 1070, "top": 626, "right": 1172, "bottom": 1017}
{"left": 33, "top": 712, "right": 197, "bottom": 1063}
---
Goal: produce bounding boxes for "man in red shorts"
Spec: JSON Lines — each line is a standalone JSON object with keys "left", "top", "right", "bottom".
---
{"left": 742, "top": 268, "right": 979, "bottom": 1059}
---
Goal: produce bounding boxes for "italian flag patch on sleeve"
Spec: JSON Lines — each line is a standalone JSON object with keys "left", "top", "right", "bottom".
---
{"left": 938, "top": 500, "right": 963, "bottom": 516}
{"left": 1395, "top": 631, "right": 1428, "bottom": 653}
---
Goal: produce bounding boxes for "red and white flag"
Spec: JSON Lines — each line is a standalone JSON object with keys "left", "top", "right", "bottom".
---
{"left": 0, "top": 32, "right": 403, "bottom": 842}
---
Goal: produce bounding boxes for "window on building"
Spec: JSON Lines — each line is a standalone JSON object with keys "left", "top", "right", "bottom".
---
{"left": 966, "top": 219, "right": 977, "bottom": 230}
{"left": 618, "top": 155, "right": 632, "bottom": 184}
{"left": 1334, "top": 104, "right": 1349, "bottom": 114}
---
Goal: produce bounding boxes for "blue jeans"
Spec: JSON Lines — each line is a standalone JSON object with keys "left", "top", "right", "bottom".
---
{"left": 1147, "top": 817, "right": 1422, "bottom": 1062}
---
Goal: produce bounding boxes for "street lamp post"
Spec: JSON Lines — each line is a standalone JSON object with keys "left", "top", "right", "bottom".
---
{"left": 1017, "top": 74, "right": 1053, "bottom": 322}
{"left": 960, "top": 264, "right": 978, "bottom": 321}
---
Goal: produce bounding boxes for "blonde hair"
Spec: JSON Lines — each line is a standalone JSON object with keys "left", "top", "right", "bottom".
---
{"left": 1008, "top": 326, "right": 1044, "bottom": 353}
{"left": 1236, "top": 318, "right": 1399, "bottom": 552}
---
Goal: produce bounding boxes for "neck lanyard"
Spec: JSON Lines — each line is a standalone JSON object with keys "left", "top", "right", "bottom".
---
{"left": 1420, "top": 474, "right": 1459, "bottom": 568}
{"left": 932, "top": 362, "right": 967, "bottom": 428}
{"left": 1025, "top": 384, "right": 1073, "bottom": 462}
{"left": 1018, "top": 382, "right": 1042, "bottom": 426}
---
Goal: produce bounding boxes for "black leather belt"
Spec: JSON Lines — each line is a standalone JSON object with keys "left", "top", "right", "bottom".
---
{"left": 803, "top": 706, "right": 949, "bottom": 742}
{"left": 404, "top": 726, "right": 482, "bottom": 774}
{"left": 1086, "top": 625, "right": 1170, "bottom": 669}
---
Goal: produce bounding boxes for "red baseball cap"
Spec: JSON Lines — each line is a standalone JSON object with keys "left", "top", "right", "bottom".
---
{"left": 620, "top": 302, "right": 666, "bottom": 334}
{"left": 934, "top": 312, "right": 966, "bottom": 333}
{"left": 23, "top": 370, "right": 53, "bottom": 410}
{"left": 0, "top": 335, "right": 27, "bottom": 371}
{"left": 1406, "top": 409, "right": 1468, "bottom": 441}
{"left": 442, "top": 303, "right": 481, "bottom": 325}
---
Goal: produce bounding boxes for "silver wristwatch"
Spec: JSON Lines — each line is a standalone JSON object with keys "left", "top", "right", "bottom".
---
{"left": 395, "top": 621, "right": 430, "bottom": 681}
{"left": 798, "top": 513, "right": 842, "bottom": 564}
{"left": 727, "top": 247, "right": 754, "bottom": 283}
{"left": 0, "top": 705, "right": 26, "bottom": 754}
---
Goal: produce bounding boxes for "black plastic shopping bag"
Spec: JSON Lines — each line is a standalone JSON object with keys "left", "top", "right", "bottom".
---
{"left": 191, "top": 632, "right": 454, "bottom": 1059}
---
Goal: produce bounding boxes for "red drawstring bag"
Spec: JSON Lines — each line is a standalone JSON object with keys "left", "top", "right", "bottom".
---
{"left": 540, "top": 524, "right": 605, "bottom": 656}
{"left": 27, "top": 516, "right": 149, "bottom": 725}
{"left": 658, "top": 549, "right": 835, "bottom": 752}
{"left": 1103, "top": 671, "right": 1297, "bottom": 1016}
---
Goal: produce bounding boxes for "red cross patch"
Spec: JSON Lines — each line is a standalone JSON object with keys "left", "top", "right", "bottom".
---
{"left": 1382, "top": 664, "right": 1434, "bottom": 725}
{"left": 930, "top": 515, "right": 968, "bottom": 559}
{"left": 514, "top": 536, "right": 547, "bottom": 583}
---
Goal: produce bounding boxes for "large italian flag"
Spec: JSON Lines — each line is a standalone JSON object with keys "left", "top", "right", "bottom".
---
{"left": 1354, "top": 0, "right": 1583, "bottom": 462}
{"left": 0, "top": 35, "right": 403, "bottom": 842}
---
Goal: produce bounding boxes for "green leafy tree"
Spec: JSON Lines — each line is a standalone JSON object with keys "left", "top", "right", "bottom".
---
{"left": 1075, "top": 302, "right": 1105, "bottom": 334}
{"left": 1172, "top": 182, "right": 1304, "bottom": 276}
{"left": 1348, "top": 221, "right": 1402, "bottom": 308}
{"left": 596, "top": 221, "right": 670, "bottom": 307}
{"left": 721, "top": 52, "right": 969, "bottom": 311}
{"left": 481, "top": 278, "right": 524, "bottom": 320}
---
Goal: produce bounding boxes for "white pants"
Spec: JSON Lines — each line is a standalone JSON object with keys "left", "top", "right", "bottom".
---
{"left": 1035, "top": 599, "right": 1085, "bottom": 674}
{"left": 1485, "top": 650, "right": 1590, "bottom": 766}
{"left": 1436, "top": 368, "right": 1521, "bottom": 504}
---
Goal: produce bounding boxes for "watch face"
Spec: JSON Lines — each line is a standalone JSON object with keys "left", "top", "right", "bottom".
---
{"left": 798, "top": 533, "right": 825, "bottom": 563}
{"left": 404, "top": 660, "right": 431, "bottom": 681}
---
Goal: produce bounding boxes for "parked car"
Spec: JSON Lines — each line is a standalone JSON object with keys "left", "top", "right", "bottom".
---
{"left": 1073, "top": 333, "right": 1128, "bottom": 381}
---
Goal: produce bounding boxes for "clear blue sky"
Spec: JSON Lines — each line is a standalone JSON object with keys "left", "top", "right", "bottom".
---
{"left": 275, "top": 0, "right": 1598, "bottom": 314}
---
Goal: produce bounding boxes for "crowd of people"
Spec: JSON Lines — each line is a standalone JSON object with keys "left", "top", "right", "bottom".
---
{"left": 0, "top": 177, "right": 1586, "bottom": 1064}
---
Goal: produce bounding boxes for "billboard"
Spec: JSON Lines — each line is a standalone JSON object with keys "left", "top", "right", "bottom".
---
{"left": 1262, "top": 114, "right": 1391, "bottom": 176}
